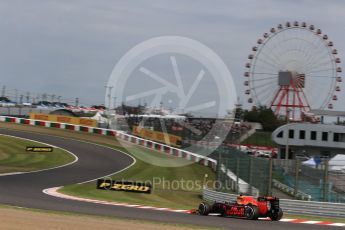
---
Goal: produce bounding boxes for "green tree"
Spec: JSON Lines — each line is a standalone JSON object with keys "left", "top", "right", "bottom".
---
{"left": 0, "top": 97, "right": 10, "bottom": 102}
{"left": 244, "top": 106, "right": 284, "bottom": 131}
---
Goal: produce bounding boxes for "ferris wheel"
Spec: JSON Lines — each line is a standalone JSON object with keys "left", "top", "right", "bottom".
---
{"left": 244, "top": 21, "right": 342, "bottom": 120}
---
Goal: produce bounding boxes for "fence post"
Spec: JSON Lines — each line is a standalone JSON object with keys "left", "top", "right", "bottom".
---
{"left": 323, "top": 159, "right": 329, "bottom": 202}
{"left": 267, "top": 158, "right": 273, "bottom": 196}
{"left": 223, "top": 158, "right": 230, "bottom": 192}
{"left": 294, "top": 159, "right": 300, "bottom": 199}
{"left": 236, "top": 158, "right": 240, "bottom": 194}
{"left": 216, "top": 151, "right": 222, "bottom": 192}
{"left": 248, "top": 157, "right": 253, "bottom": 195}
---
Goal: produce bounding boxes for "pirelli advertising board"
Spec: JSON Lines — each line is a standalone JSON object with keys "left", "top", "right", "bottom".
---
{"left": 26, "top": 146, "right": 53, "bottom": 152}
{"left": 132, "top": 126, "right": 182, "bottom": 147}
{"left": 30, "top": 113, "right": 97, "bottom": 127}
{"left": 97, "top": 179, "right": 152, "bottom": 194}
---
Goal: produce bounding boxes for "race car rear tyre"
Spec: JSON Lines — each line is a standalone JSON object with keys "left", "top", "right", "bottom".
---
{"left": 198, "top": 202, "right": 211, "bottom": 216}
{"left": 269, "top": 208, "right": 283, "bottom": 221}
{"left": 245, "top": 206, "right": 259, "bottom": 220}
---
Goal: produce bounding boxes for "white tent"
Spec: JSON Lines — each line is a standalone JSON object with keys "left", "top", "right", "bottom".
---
{"left": 83, "top": 112, "right": 108, "bottom": 124}
{"left": 329, "top": 154, "right": 345, "bottom": 171}
{"left": 302, "top": 157, "right": 317, "bottom": 168}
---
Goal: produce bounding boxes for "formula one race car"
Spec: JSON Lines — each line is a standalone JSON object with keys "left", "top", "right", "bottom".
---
{"left": 198, "top": 195, "right": 283, "bottom": 220}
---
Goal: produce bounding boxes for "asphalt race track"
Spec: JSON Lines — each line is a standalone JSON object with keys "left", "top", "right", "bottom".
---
{"left": 0, "top": 128, "right": 340, "bottom": 230}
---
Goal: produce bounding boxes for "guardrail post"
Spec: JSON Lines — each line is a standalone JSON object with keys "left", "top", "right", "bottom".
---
{"left": 323, "top": 159, "right": 329, "bottom": 202}
{"left": 294, "top": 159, "right": 299, "bottom": 199}
{"left": 224, "top": 158, "right": 229, "bottom": 192}
{"left": 216, "top": 151, "right": 222, "bottom": 192}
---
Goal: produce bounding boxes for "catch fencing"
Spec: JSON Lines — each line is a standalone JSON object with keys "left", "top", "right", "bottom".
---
{"left": 213, "top": 146, "right": 345, "bottom": 203}
{"left": 273, "top": 159, "right": 345, "bottom": 203}
{"left": 213, "top": 147, "right": 271, "bottom": 196}
{"left": 0, "top": 107, "right": 54, "bottom": 117}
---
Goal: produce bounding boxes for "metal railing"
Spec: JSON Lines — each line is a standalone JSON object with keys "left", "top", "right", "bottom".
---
{"left": 202, "top": 188, "right": 345, "bottom": 218}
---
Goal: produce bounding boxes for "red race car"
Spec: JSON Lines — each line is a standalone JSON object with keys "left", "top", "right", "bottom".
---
{"left": 198, "top": 195, "right": 283, "bottom": 220}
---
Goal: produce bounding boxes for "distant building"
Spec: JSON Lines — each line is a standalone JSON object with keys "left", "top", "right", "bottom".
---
{"left": 272, "top": 123, "right": 345, "bottom": 159}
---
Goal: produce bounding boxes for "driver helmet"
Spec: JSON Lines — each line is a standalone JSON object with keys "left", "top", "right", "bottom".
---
{"left": 237, "top": 195, "right": 244, "bottom": 204}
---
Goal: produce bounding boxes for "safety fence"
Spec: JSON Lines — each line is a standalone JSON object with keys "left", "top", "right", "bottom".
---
{"left": 0, "top": 107, "right": 55, "bottom": 117}
{"left": 213, "top": 146, "right": 345, "bottom": 203}
{"left": 0, "top": 116, "right": 217, "bottom": 170}
{"left": 214, "top": 147, "right": 271, "bottom": 196}
{"left": 273, "top": 159, "right": 345, "bottom": 203}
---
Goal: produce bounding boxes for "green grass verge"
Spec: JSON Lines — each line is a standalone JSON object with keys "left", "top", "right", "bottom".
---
{"left": 60, "top": 144, "right": 216, "bottom": 210}
{"left": 241, "top": 131, "right": 276, "bottom": 147}
{"left": 0, "top": 135, "right": 75, "bottom": 173}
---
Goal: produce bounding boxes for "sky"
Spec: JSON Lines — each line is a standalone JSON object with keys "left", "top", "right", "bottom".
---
{"left": 0, "top": 0, "right": 345, "bottom": 116}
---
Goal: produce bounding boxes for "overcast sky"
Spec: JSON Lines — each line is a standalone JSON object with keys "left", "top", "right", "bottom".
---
{"left": 0, "top": 0, "right": 345, "bottom": 116}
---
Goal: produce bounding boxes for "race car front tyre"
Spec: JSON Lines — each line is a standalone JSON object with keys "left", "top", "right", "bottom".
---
{"left": 269, "top": 208, "right": 283, "bottom": 221}
{"left": 245, "top": 205, "right": 259, "bottom": 220}
{"left": 198, "top": 202, "right": 211, "bottom": 216}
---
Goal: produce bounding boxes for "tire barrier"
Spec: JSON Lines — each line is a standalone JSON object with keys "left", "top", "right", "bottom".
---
{"left": 202, "top": 188, "right": 345, "bottom": 218}
{"left": 0, "top": 116, "right": 217, "bottom": 170}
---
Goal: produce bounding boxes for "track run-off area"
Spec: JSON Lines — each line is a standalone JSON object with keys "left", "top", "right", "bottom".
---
{"left": 0, "top": 128, "right": 343, "bottom": 230}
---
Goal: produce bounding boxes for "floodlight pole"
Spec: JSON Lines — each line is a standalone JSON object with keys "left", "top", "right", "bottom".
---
{"left": 105, "top": 86, "right": 113, "bottom": 129}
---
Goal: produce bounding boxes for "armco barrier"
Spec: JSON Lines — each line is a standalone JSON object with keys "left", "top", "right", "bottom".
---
{"left": 0, "top": 116, "right": 216, "bottom": 170}
{"left": 202, "top": 188, "right": 345, "bottom": 218}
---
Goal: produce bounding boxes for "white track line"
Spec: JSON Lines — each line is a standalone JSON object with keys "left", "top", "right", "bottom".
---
{"left": 43, "top": 187, "right": 191, "bottom": 213}
{"left": 329, "top": 223, "right": 345, "bottom": 227}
